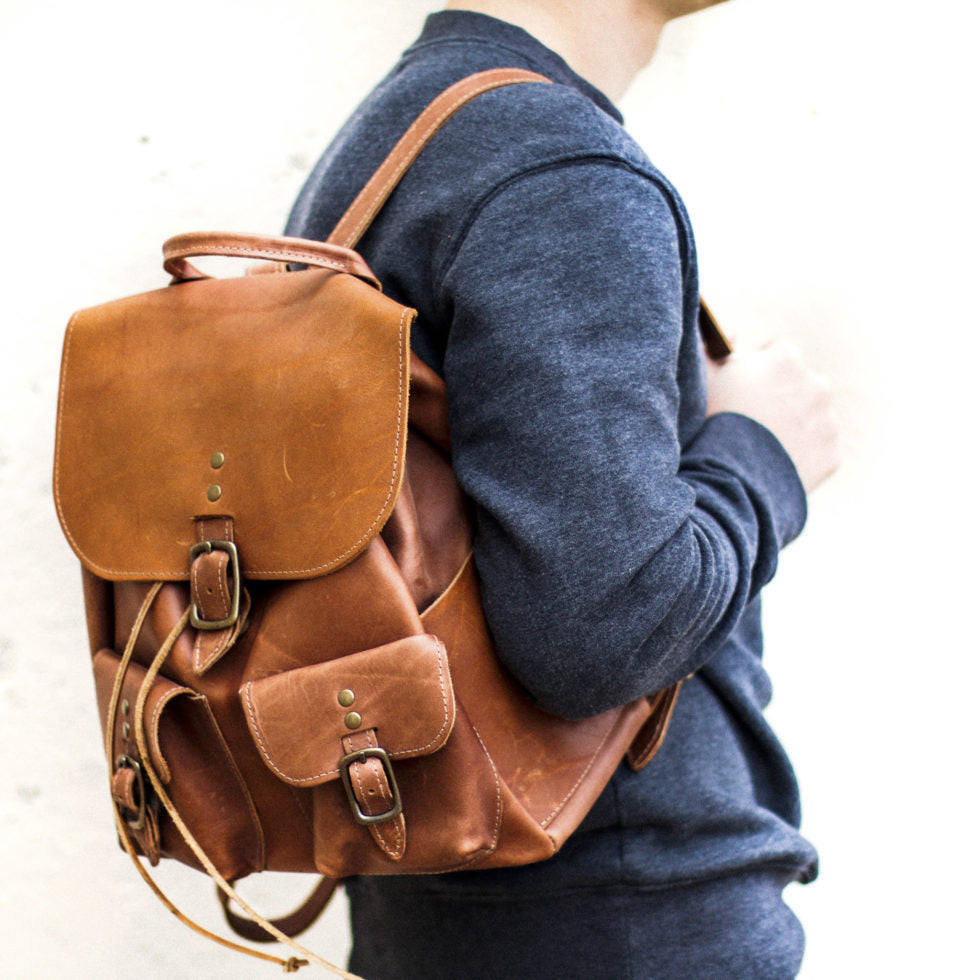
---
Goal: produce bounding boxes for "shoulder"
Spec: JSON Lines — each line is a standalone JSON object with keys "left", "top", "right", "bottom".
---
{"left": 400, "top": 75, "right": 692, "bottom": 264}
{"left": 438, "top": 75, "right": 673, "bottom": 193}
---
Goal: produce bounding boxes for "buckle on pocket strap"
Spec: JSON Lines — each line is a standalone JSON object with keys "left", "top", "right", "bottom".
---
{"left": 338, "top": 747, "right": 403, "bottom": 825}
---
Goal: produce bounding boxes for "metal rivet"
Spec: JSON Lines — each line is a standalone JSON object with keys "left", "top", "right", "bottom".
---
{"left": 210, "top": 452, "right": 226, "bottom": 469}
{"left": 338, "top": 689, "right": 355, "bottom": 707}
{"left": 344, "top": 711, "right": 362, "bottom": 730}
{"left": 121, "top": 700, "right": 130, "bottom": 716}
{"left": 122, "top": 722, "right": 131, "bottom": 739}
{"left": 206, "top": 484, "right": 222, "bottom": 502}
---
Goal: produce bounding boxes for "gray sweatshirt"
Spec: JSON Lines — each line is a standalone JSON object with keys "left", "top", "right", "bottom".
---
{"left": 287, "top": 10, "right": 817, "bottom": 897}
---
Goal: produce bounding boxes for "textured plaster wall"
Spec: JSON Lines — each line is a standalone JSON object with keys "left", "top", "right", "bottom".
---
{"left": 1, "top": 1, "right": 976, "bottom": 976}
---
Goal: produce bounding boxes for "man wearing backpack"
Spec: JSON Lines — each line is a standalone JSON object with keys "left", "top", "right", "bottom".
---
{"left": 287, "top": 1, "right": 840, "bottom": 976}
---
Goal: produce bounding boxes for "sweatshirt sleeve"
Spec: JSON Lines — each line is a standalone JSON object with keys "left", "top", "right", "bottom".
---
{"left": 437, "top": 158, "right": 806, "bottom": 719}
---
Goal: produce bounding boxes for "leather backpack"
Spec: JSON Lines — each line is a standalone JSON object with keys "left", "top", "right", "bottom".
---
{"left": 53, "top": 69, "right": 729, "bottom": 975}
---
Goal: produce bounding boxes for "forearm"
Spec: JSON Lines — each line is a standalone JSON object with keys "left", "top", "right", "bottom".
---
{"left": 440, "top": 161, "right": 806, "bottom": 717}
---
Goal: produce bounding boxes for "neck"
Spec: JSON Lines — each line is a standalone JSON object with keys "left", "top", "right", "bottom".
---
{"left": 442, "top": 1, "right": 668, "bottom": 103}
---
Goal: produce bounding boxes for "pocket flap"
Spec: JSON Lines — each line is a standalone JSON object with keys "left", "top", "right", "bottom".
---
{"left": 241, "top": 634, "right": 454, "bottom": 787}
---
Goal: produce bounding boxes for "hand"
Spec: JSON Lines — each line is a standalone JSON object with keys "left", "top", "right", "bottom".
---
{"left": 705, "top": 341, "right": 841, "bottom": 493}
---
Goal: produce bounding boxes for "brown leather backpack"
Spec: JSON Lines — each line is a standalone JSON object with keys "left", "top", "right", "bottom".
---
{"left": 53, "top": 70, "right": 728, "bottom": 975}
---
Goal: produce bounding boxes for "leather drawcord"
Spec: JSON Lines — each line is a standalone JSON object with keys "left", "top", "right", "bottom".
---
{"left": 129, "top": 600, "right": 362, "bottom": 978}
{"left": 106, "top": 588, "right": 353, "bottom": 975}
{"left": 104, "top": 582, "right": 162, "bottom": 768}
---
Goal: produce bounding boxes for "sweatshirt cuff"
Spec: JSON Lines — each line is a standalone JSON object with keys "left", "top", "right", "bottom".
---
{"left": 686, "top": 412, "right": 808, "bottom": 548}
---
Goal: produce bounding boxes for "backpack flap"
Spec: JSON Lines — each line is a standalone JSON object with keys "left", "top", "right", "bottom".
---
{"left": 53, "top": 268, "right": 413, "bottom": 581}
{"left": 240, "top": 634, "right": 455, "bottom": 787}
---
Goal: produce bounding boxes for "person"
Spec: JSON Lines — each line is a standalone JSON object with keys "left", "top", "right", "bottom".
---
{"left": 286, "top": 1, "right": 840, "bottom": 976}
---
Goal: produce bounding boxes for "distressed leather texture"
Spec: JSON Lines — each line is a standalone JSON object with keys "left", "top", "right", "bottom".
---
{"left": 93, "top": 647, "right": 264, "bottom": 881}
{"left": 54, "top": 270, "right": 411, "bottom": 580}
{"left": 68, "top": 323, "right": 677, "bottom": 876}
{"left": 241, "top": 634, "right": 455, "bottom": 787}
{"left": 60, "top": 259, "right": 680, "bottom": 880}
{"left": 53, "top": 70, "right": 692, "bottom": 951}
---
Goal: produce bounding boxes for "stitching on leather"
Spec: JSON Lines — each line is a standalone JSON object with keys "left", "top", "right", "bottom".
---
{"left": 194, "top": 585, "right": 244, "bottom": 674}
{"left": 168, "top": 244, "right": 350, "bottom": 274}
{"left": 52, "top": 311, "right": 85, "bottom": 563}
{"left": 403, "top": 719, "right": 503, "bottom": 875}
{"left": 196, "top": 694, "right": 267, "bottom": 872}
{"left": 146, "top": 686, "right": 190, "bottom": 784}
{"left": 358, "top": 754, "right": 404, "bottom": 859}
{"left": 370, "top": 815, "right": 404, "bottom": 859}
{"left": 241, "top": 681, "right": 298, "bottom": 780}
{"left": 57, "top": 80, "right": 534, "bottom": 581}
{"left": 468, "top": 721, "right": 503, "bottom": 852}
{"left": 322, "top": 716, "right": 505, "bottom": 878}
{"left": 192, "top": 632, "right": 210, "bottom": 673}
{"left": 406, "top": 636, "right": 452, "bottom": 755}
{"left": 241, "top": 634, "right": 452, "bottom": 785}
{"left": 538, "top": 719, "right": 620, "bottom": 829}
{"left": 349, "top": 731, "right": 404, "bottom": 857}
{"left": 56, "top": 305, "right": 411, "bottom": 580}
{"left": 214, "top": 552, "right": 230, "bottom": 614}
{"left": 343, "top": 73, "right": 543, "bottom": 248}
{"left": 370, "top": 823, "right": 403, "bottom": 860}
{"left": 194, "top": 628, "right": 231, "bottom": 675}
{"left": 192, "top": 521, "right": 239, "bottom": 673}
{"left": 190, "top": 557, "right": 203, "bottom": 610}
{"left": 189, "top": 555, "right": 231, "bottom": 671}
{"left": 247, "top": 304, "right": 411, "bottom": 578}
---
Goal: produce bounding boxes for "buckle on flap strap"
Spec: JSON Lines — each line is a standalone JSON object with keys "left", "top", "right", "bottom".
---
{"left": 338, "top": 747, "right": 403, "bottom": 826}
{"left": 189, "top": 540, "right": 241, "bottom": 630}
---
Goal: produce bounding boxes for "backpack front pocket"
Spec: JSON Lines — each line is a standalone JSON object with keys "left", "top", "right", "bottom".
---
{"left": 93, "top": 648, "right": 264, "bottom": 881}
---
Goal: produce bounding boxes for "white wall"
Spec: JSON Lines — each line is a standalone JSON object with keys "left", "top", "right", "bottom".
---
{"left": 1, "top": 1, "right": 976, "bottom": 975}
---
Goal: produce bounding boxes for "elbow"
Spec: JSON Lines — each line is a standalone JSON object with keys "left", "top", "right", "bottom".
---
{"left": 490, "top": 617, "right": 697, "bottom": 721}
{"left": 475, "top": 514, "right": 746, "bottom": 718}
{"left": 484, "top": 541, "right": 732, "bottom": 719}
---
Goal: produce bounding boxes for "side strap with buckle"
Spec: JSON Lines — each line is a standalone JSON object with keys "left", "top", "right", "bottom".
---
{"left": 104, "top": 586, "right": 361, "bottom": 977}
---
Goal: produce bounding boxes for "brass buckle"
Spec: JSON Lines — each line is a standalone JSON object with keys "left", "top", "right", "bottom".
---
{"left": 188, "top": 539, "right": 241, "bottom": 630}
{"left": 115, "top": 754, "right": 148, "bottom": 831}
{"left": 338, "top": 747, "right": 403, "bottom": 826}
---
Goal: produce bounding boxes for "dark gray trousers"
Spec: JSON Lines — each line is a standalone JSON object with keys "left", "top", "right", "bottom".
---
{"left": 348, "top": 868, "right": 805, "bottom": 979}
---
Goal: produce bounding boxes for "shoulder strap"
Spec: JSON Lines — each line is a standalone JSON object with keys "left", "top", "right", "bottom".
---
{"left": 326, "top": 68, "right": 731, "bottom": 358}
{"left": 327, "top": 68, "right": 549, "bottom": 250}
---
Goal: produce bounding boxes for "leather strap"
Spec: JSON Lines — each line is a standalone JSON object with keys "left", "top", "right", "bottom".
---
{"left": 218, "top": 876, "right": 338, "bottom": 944}
{"left": 105, "top": 589, "right": 308, "bottom": 972}
{"left": 626, "top": 681, "right": 684, "bottom": 771}
{"left": 130, "top": 601, "right": 363, "bottom": 978}
{"left": 116, "top": 75, "right": 727, "bottom": 973}
{"left": 190, "top": 517, "right": 252, "bottom": 674}
{"left": 163, "top": 231, "right": 381, "bottom": 288}
{"left": 328, "top": 68, "right": 550, "bottom": 250}
{"left": 105, "top": 583, "right": 165, "bottom": 865}
{"left": 326, "top": 68, "right": 731, "bottom": 359}
{"left": 104, "top": 587, "right": 359, "bottom": 976}
{"left": 191, "top": 518, "right": 236, "bottom": 626}
{"left": 698, "top": 299, "right": 732, "bottom": 360}
{"left": 341, "top": 729, "right": 408, "bottom": 861}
